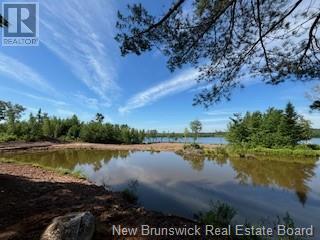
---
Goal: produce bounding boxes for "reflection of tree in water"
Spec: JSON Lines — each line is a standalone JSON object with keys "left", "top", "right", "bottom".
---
{"left": 4, "top": 149, "right": 131, "bottom": 170}
{"left": 177, "top": 152, "right": 206, "bottom": 171}
{"left": 178, "top": 152, "right": 317, "bottom": 205}
{"left": 180, "top": 153, "right": 228, "bottom": 171}
{"left": 207, "top": 155, "right": 228, "bottom": 166}
{"left": 228, "top": 157, "right": 316, "bottom": 206}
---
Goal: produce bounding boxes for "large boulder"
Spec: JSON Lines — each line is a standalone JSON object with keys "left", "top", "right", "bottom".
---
{"left": 41, "top": 212, "right": 95, "bottom": 240}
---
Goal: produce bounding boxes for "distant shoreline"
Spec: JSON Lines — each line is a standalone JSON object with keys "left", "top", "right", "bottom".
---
{"left": 0, "top": 141, "right": 220, "bottom": 154}
{"left": 0, "top": 142, "right": 319, "bottom": 163}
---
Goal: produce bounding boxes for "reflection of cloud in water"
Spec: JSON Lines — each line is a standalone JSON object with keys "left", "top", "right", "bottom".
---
{"left": 73, "top": 151, "right": 320, "bottom": 227}
{"left": 74, "top": 152, "right": 235, "bottom": 189}
{"left": 6, "top": 148, "right": 319, "bottom": 226}
{"left": 75, "top": 158, "right": 161, "bottom": 186}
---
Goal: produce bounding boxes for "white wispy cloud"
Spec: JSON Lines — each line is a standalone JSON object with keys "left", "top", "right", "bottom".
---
{"left": 119, "top": 69, "right": 200, "bottom": 113}
{"left": 73, "top": 93, "right": 111, "bottom": 110}
{"left": 189, "top": 73, "right": 260, "bottom": 94}
{"left": 0, "top": 52, "right": 54, "bottom": 93}
{"left": 200, "top": 118, "right": 229, "bottom": 123}
{"left": 39, "top": 0, "right": 119, "bottom": 103}
{"left": 23, "top": 93, "right": 67, "bottom": 106}
{"left": 73, "top": 93, "right": 99, "bottom": 110}
{"left": 56, "top": 109, "right": 76, "bottom": 117}
{"left": 204, "top": 110, "right": 239, "bottom": 116}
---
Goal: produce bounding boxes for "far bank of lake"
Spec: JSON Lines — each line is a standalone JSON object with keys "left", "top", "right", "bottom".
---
{"left": 145, "top": 137, "right": 320, "bottom": 145}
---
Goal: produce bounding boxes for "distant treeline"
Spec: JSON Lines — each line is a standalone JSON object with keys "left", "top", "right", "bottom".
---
{"left": 150, "top": 131, "right": 226, "bottom": 138}
{"left": 312, "top": 129, "right": 320, "bottom": 138}
{"left": 153, "top": 129, "right": 320, "bottom": 139}
{"left": 148, "top": 128, "right": 320, "bottom": 140}
{"left": 143, "top": 130, "right": 227, "bottom": 143}
{"left": 1, "top": 100, "right": 318, "bottom": 145}
{"left": 149, "top": 130, "right": 319, "bottom": 139}
{"left": 0, "top": 100, "right": 145, "bottom": 144}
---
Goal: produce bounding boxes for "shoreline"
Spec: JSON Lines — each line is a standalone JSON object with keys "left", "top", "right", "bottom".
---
{"left": 0, "top": 141, "right": 221, "bottom": 153}
{"left": 0, "top": 141, "right": 319, "bottom": 161}
{"left": 0, "top": 162, "right": 196, "bottom": 240}
{"left": 1, "top": 142, "right": 319, "bottom": 239}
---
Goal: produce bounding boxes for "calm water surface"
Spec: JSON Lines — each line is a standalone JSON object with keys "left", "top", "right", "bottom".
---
{"left": 145, "top": 137, "right": 228, "bottom": 144}
{"left": 2, "top": 149, "right": 320, "bottom": 231}
{"left": 148, "top": 137, "right": 320, "bottom": 145}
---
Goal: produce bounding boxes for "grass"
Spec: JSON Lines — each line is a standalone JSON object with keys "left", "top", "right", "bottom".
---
{"left": 204, "top": 146, "right": 228, "bottom": 158}
{"left": 227, "top": 145, "right": 319, "bottom": 159}
{"left": 203, "top": 145, "right": 320, "bottom": 164}
{"left": 180, "top": 142, "right": 320, "bottom": 163}
{"left": 195, "top": 201, "right": 237, "bottom": 227}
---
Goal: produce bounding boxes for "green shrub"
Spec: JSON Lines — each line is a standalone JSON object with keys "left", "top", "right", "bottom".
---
{"left": 227, "top": 145, "right": 320, "bottom": 159}
{"left": 183, "top": 143, "right": 202, "bottom": 150}
{"left": 195, "top": 201, "right": 237, "bottom": 227}
{"left": 0, "top": 134, "right": 17, "bottom": 142}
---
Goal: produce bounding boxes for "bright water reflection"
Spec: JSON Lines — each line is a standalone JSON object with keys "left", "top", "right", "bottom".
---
{"left": 145, "top": 137, "right": 320, "bottom": 145}
{"left": 2, "top": 149, "right": 320, "bottom": 229}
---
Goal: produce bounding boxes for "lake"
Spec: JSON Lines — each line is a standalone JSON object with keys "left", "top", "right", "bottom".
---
{"left": 147, "top": 137, "right": 320, "bottom": 145}
{"left": 2, "top": 149, "right": 320, "bottom": 233}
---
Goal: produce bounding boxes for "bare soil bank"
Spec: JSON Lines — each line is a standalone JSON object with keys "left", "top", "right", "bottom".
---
{"left": 0, "top": 141, "right": 219, "bottom": 153}
{"left": 0, "top": 163, "right": 197, "bottom": 240}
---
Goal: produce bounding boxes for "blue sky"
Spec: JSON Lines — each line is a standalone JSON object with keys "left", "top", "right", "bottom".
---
{"left": 0, "top": 0, "right": 319, "bottom": 132}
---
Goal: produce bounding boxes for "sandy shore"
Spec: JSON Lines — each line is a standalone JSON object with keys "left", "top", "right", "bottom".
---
{"left": 0, "top": 141, "right": 220, "bottom": 153}
{"left": 0, "top": 162, "right": 197, "bottom": 240}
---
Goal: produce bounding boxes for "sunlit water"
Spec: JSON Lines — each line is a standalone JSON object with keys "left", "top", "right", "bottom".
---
{"left": 145, "top": 137, "right": 228, "bottom": 144}
{"left": 146, "top": 137, "right": 320, "bottom": 145}
{"left": 1, "top": 149, "right": 320, "bottom": 233}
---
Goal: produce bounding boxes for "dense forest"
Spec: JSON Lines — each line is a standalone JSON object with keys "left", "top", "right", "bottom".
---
{"left": 0, "top": 100, "right": 145, "bottom": 144}
{"left": 226, "top": 103, "right": 312, "bottom": 148}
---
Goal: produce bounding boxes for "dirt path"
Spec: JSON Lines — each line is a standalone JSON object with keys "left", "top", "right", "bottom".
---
{"left": 0, "top": 163, "right": 197, "bottom": 240}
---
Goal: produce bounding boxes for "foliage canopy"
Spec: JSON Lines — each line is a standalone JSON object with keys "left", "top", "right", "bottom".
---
{"left": 0, "top": 100, "right": 145, "bottom": 144}
{"left": 226, "top": 102, "right": 312, "bottom": 148}
{"left": 116, "top": 0, "right": 320, "bottom": 109}
{"left": 190, "top": 119, "right": 202, "bottom": 142}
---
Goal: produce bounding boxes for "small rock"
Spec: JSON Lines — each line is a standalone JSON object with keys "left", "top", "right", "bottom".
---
{"left": 41, "top": 212, "right": 95, "bottom": 240}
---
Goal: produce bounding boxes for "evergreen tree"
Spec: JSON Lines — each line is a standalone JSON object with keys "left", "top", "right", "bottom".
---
{"left": 227, "top": 103, "right": 312, "bottom": 148}
{"left": 279, "top": 102, "right": 300, "bottom": 146}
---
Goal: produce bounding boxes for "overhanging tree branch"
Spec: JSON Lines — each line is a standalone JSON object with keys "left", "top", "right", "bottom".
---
{"left": 137, "top": 0, "right": 186, "bottom": 36}
{"left": 299, "top": 13, "right": 320, "bottom": 64}
{"left": 116, "top": 0, "right": 320, "bottom": 109}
